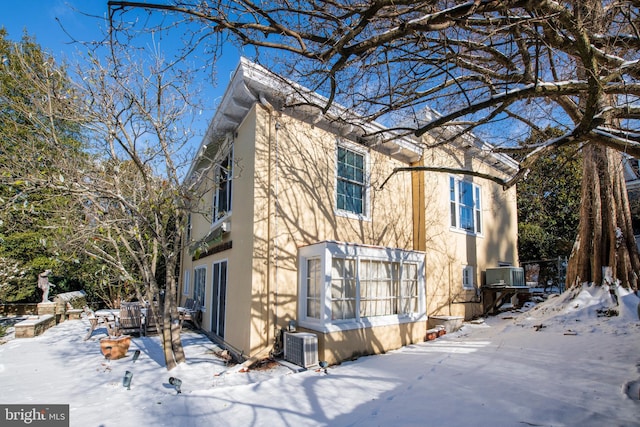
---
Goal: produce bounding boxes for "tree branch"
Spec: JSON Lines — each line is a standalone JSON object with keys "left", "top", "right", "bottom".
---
{"left": 378, "top": 166, "right": 507, "bottom": 191}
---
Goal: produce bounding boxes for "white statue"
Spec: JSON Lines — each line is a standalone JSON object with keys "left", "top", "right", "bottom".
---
{"left": 37, "top": 270, "right": 52, "bottom": 302}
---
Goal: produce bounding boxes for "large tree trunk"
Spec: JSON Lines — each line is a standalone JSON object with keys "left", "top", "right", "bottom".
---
{"left": 566, "top": 144, "right": 640, "bottom": 289}
{"left": 162, "top": 255, "right": 186, "bottom": 370}
{"left": 565, "top": 0, "right": 640, "bottom": 291}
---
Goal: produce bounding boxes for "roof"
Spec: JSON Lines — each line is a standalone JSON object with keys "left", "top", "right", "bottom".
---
{"left": 188, "top": 57, "right": 518, "bottom": 177}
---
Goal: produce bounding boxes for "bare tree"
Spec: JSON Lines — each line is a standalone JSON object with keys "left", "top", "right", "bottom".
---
{"left": 2, "top": 23, "right": 215, "bottom": 368}
{"left": 65, "top": 27, "right": 216, "bottom": 369}
{"left": 107, "top": 0, "right": 640, "bottom": 290}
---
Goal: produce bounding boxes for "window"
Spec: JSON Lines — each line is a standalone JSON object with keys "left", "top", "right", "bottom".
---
{"left": 331, "top": 258, "right": 357, "bottom": 320}
{"left": 450, "top": 177, "right": 482, "bottom": 234}
{"left": 337, "top": 146, "right": 366, "bottom": 215}
{"left": 360, "top": 260, "right": 397, "bottom": 317}
{"left": 183, "top": 270, "right": 190, "bottom": 296}
{"left": 213, "top": 146, "right": 233, "bottom": 223}
{"left": 193, "top": 267, "right": 206, "bottom": 308}
{"left": 306, "top": 258, "right": 322, "bottom": 319}
{"left": 462, "top": 265, "right": 475, "bottom": 290}
{"left": 299, "top": 242, "right": 426, "bottom": 332}
{"left": 399, "top": 263, "right": 419, "bottom": 314}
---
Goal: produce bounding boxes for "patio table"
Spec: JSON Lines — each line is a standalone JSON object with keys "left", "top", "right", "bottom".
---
{"left": 84, "top": 309, "right": 120, "bottom": 340}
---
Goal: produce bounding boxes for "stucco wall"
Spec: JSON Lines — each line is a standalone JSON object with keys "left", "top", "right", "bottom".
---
{"left": 184, "top": 102, "right": 518, "bottom": 362}
{"left": 240, "top": 106, "right": 420, "bottom": 359}
{"left": 183, "top": 107, "right": 260, "bottom": 356}
{"left": 419, "top": 144, "right": 519, "bottom": 319}
{"left": 255, "top": 110, "right": 417, "bottom": 342}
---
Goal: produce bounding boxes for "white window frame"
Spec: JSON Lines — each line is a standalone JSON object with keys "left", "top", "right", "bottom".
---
{"left": 306, "top": 257, "right": 323, "bottom": 320}
{"left": 298, "top": 241, "right": 426, "bottom": 333}
{"left": 462, "top": 265, "right": 475, "bottom": 290}
{"left": 336, "top": 141, "right": 370, "bottom": 219}
{"left": 183, "top": 269, "right": 190, "bottom": 296}
{"left": 193, "top": 266, "right": 207, "bottom": 311}
{"left": 212, "top": 142, "right": 233, "bottom": 226}
{"left": 331, "top": 257, "right": 357, "bottom": 321}
{"left": 450, "top": 176, "right": 482, "bottom": 234}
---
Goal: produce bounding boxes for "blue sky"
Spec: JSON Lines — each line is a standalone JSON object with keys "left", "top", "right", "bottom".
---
{"left": 1, "top": 1, "right": 109, "bottom": 60}
{"left": 1, "top": 1, "right": 243, "bottom": 164}
{"left": 1, "top": 0, "right": 241, "bottom": 106}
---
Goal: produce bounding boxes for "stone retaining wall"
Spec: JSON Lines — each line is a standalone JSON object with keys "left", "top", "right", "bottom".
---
{"left": 14, "top": 315, "right": 56, "bottom": 338}
{"left": 0, "top": 304, "right": 38, "bottom": 317}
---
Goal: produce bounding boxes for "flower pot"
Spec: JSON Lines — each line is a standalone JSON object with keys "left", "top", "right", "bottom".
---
{"left": 100, "top": 335, "right": 132, "bottom": 360}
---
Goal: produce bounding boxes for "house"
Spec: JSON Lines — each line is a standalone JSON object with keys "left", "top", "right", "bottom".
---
{"left": 180, "top": 58, "right": 519, "bottom": 365}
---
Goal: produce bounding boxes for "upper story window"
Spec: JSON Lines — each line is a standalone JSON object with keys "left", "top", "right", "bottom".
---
{"left": 450, "top": 176, "right": 482, "bottom": 234}
{"left": 337, "top": 145, "right": 367, "bottom": 216}
{"left": 212, "top": 145, "right": 233, "bottom": 224}
{"left": 186, "top": 213, "right": 192, "bottom": 242}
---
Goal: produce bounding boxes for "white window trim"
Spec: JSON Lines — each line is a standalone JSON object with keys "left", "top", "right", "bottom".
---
{"left": 335, "top": 140, "right": 371, "bottom": 220}
{"left": 449, "top": 176, "right": 483, "bottom": 235}
{"left": 212, "top": 139, "right": 234, "bottom": 228}
{"left": 462, "top": 265, "right": 475, "bottom": 290}
{"left": 298, "top": 241, "right": 426, "bottom": 333}
{"left": 186, "top": 213, "right": 192, "bottom": 243}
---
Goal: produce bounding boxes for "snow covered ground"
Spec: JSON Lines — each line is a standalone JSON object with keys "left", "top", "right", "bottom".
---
{"left": 1, "top": 284, "right": 639, "bottom": 427}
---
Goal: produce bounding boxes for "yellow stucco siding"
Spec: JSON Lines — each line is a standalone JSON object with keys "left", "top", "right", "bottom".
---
{"left": 304, "top": 321, "right": 426, "bottom": 366}
{"left": 182, "top": 107, "right": 261, "bottom": 356}
{"left": 247, "top": 108, "right": 420, "bottom": 360}
{"left": 268, "top": 113, "right": 415, "bottom": 248}
{"left": 419, "top": 143, "right": 518, "bottom": 319}
{"left": 183, "top": 101, "right": 518, "bottom": 363}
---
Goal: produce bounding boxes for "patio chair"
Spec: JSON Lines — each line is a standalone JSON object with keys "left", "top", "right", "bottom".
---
{"left": 179, "top": 300, "right": 201, "bottom": 329}
{"left": 144, "top": 302, "right": 162, "bottom": 336}
{"left": 182, "top": 298, "right": 195, "bottom": 311}
{"left": 119, "top": 302, "right": 143, "bottom": 336}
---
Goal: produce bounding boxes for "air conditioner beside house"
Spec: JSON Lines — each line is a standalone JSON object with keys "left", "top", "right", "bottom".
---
{"left": 284, "top": 332, "right": 318, "bottom": 368}
{"left": 485, "top": 266, "right": 526, "bottom": 288}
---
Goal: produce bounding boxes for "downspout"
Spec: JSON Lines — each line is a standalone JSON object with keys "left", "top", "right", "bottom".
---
{"left": 273, "top": 121, "right": 281, "bottom": 337}
{"left": 448, "top": 262, "right": 453, "bottom": 315}
{"left": 259, "top": 94, "right": 278, "bottom": 353}
{"left": 410, "top": 159, "right": 427, "bottom": 319}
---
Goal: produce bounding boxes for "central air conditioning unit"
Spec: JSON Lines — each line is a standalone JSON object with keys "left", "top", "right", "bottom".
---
{"left": 284, "top": 332, "right": 318, "bottom": 368}
{"left": 485, "top": 266, "right": 526, "bottom": 287}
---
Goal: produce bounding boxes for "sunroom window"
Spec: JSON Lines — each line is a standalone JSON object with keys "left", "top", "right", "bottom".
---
{"left": 306, "top": 258, "right": 322, "bottom": 319}
{"left": 359, "top": 260, "right": 397, "bottom": 317}
{"left": 298, "top": 241, "right": 426, "bottom": 332}
{"left": 331, "top": 258, "right": 357, "bottom": 321}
